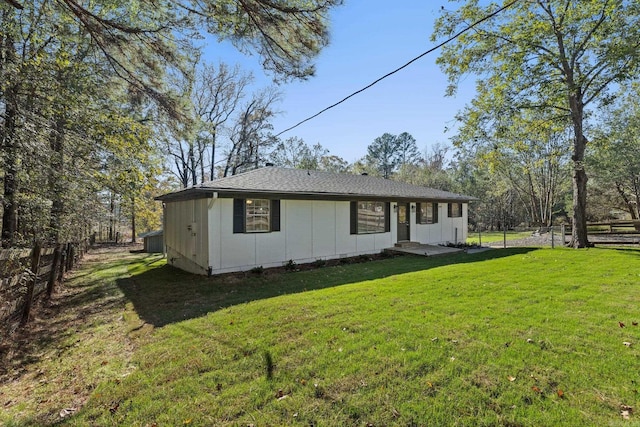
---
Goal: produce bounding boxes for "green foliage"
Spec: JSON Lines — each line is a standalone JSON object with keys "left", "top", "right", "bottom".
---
{"left": 1, "top": 0, "right": 343, "bottom": 246}
{"left": 365, "top": 132, "right": 420, "bottom": 179}
{"left": 433, "top": 0, "right": 640, "bottom": 246}
{"left": 284, "top": 259, "right": 298, "bottom": 271}
{"left": 588, "top": 84, "right": 640, "bottom": 220}
{"left": 269, "top": 137, "right": 327, "bottom": 169}
{"left": 268, "top": 138, "right": 349, "bottom": 173}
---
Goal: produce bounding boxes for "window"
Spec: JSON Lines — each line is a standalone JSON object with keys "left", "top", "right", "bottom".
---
{"left": 246, "top": 199, "right": 270, "bottom": 232}
{"left": 233, "top": 199, "right": 280, "bottom": 233}
{"left": 448, "top": 202, "right": 463, "bottom": 218}
{"left": 350, "top": 201, "right": 390, "bottom": 234}
{"left": 417, "top": 202, "right": 438, "bottom": 224}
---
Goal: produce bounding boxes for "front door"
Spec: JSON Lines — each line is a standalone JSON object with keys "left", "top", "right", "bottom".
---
{"left": 397, "top": 203, "right": 410, "bottom": 242}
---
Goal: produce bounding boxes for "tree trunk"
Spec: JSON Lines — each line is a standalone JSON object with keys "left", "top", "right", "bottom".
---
{"left": 210, "top": 129, "right": 217, "bottom": 181}
{"left": 131, "top": 195, "right": 137, "bottom": 243}
{"left": 1, "top": 36, "right": 19, "bottom": 248}
{"left": 615, "top": 182, "right": 638, "bottom": 220}
{"left": 189, "top": 144, "right": 197, "bottom": 186}
{"left": 21, "top": 242, "right": 42, "bottom": 325}
{"left": 568, "top": 90, "right": 590, "bottom": 248}
{"left": 47, "top": 244, "right": 62, "bottom": 298}
{"left": 109, "top": 192, "right": 115, "bottom": 241}
{"left": 1, "top": 98, "right": 19, "bottom": 248}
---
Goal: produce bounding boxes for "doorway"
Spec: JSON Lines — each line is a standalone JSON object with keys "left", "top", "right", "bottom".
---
{"left": 397, "top": 203, "right": 410, "bottom": 242}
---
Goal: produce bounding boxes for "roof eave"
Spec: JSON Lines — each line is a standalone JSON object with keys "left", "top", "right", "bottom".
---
{"left": 156, "top": 187, "right": 475, "bottom": 203}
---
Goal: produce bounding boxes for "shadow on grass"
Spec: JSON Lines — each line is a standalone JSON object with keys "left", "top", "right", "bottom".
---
{"left": 605, "top": 246, "right": 640, "bottom": 256}
{"left": 117, "top": 248, "right": 537, "bottom": 328}
{"left": 0, "top": 253, "right": 133, "bottom": 382}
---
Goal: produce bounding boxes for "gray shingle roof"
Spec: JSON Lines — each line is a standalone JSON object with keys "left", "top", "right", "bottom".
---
{"left": 156, "top": 167, "right": 476, "bottom": 202}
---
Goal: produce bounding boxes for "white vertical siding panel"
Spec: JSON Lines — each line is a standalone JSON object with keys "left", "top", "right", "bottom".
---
{"left": 355, "top": 233, "right": 376, "bottom": 252}
{"left": 195, "top": 199, "right": 209, "bottom": 268}
{"left": 312, "top": 201, "right": 336, "bottom": 257}
{"left": 462, "top": 203, "right": 469, "bottom": 242}
{"left": 335, "top": 201, "right": 356, "bottom": 255}
{"left": 208, "top": 198, "right": 222, "bottom": 271}
{"left": 374, "top": 232, "right": 393, "bottom": 250}
{"left": 437, "top": 203, "right": 446, "bottom": 243}
{"left": 256, "top": 200, "right": 286, "bottom": 265}
{"left": 163, "top": 199, "right": 209, "bottom": 274}
{"left": 285, "top": 200, "right": 313, "bottom": 261}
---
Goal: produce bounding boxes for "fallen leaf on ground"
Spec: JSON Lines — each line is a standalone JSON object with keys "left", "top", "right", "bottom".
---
{"left": 620, "top": 322, "right": 626, "bottom": 328}
{"left": 621, "top": 405, "right": 633, "bottom": 419}
{"left": 557, "top": 389, "right": 564, "bottom": 398}
{"left": 59, "top": 408, "right": 76, "bottom": 418}
{"left": 623, "top": 341, "right": 632, "bottom": 347}
{"left": 532, "top": 386, "right": 542, "bottom": 394}
{"left": 508, "top": 376, "right": 516, "bottom": 382}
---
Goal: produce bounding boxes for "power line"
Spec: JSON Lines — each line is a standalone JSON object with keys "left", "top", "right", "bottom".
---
{"left": 275, "top": 0, "right": 521, "bottom": 137}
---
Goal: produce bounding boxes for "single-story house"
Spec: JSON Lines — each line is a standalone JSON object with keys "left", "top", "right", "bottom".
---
{"left": 139, "top": 230, "right": 164, "bottom": 253}
{"left": 155, "top": 166, "right": 475, "bottom": 275}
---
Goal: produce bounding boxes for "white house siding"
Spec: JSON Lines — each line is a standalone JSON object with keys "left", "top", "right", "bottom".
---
{"left": 413, "top": 202, "right": 468, "bottom": 245}
{"left": 164, "top": 198, "right": 210, "bottom": 274}
{"left": 207, "top": 198, "right": 393, "bottom": 275}
{"left": 441, "top": 203, "right": 468, "bottom": 244}
{"left": 166, "top": 197, "right": 468, "bottom": 275}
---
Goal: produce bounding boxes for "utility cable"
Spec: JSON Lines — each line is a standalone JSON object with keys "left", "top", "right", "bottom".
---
{"left": 275, "top": 0, "right": 521, "bottom": 137}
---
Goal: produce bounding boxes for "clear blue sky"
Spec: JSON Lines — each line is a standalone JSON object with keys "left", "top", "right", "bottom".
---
{"left": 203, "top": 1, "right": 476, "bottom": 164}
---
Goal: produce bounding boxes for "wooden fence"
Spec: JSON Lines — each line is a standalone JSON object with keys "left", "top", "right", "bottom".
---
{"left": 0, "top": 241, "right": 88, "bottom": 327}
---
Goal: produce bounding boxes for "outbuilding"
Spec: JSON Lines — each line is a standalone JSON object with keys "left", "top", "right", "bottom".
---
{"left": 156, "top": 166, "right": 474, "bottom": 275}
{"left": 139, "top": 230, "right": 164, "bottom": 253}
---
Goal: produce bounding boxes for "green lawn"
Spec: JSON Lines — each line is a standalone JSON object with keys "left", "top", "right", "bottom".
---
{"left": 467, "top": 230, "right": 533, "bottom": 244}
{"left": 2, "top": 247, "right": 640, "bottom": 426}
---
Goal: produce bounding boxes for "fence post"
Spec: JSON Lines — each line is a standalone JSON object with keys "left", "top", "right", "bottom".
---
{"left": 58, "top": 243, "right": 68, "bottom": 282}
{"left": 66, "top": 243, "right": 74, "bottom": 271}
{"left": 47, "top": 244, "right": 62, "bottom": 298}
{"left": 21, "top": 242, "right": 42, "bottom": 325}
{"left": 503, "top": 224, "right": 507, "bottom": 249}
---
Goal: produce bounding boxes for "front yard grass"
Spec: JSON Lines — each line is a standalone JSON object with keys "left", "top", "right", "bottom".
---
{"left": 2, "top": 246, "right": 640, "bottom": 426}
{"left": 467, "top": 230, "right": 533, "bottom": 244}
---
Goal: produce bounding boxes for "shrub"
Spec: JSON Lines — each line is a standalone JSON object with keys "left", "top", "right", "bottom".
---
{"left": 312, "top": 259, "right": 327, "bottom": 268}
{"left": 284, "top": 259, "right": 297, "bottom": 271}
{"left": 250, "top": 266, "right": 264, "bottom": 275}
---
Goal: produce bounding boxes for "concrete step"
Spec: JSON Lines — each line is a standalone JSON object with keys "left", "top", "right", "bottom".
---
{"left": 394, "top": 241, "right": 421, "bottom": 248}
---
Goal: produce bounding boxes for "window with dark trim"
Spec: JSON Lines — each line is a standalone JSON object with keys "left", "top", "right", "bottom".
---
{"left": 448, "top": 202, "right": 463, "bottom": 218}
{"left": 233, "top": 199, "right": 280, "bottom": 233}
{"left": 350, "top": 201, "right": 390, "bottom": 234}
{"left": 417, "top": 202, "right": 438, "bottom": 224}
